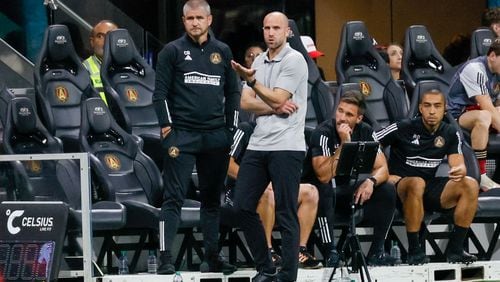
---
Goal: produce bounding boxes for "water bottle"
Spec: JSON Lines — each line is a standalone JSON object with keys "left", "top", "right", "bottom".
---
{"left": 390, "top": 241, "right": 402, "bottom": 265}
{"left": 147, "top": 250, "right": 157, "bottom": 274}
{"left": 173, "top": 271, "right": 183, "bottom": 282}
{"left": 118, "top": 251, "right": 129, "bottom": 274}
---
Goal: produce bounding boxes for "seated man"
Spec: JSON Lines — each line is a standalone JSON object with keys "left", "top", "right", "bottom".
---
{"left": 376, "top": 89, "right": 479, "bottom": 264}
{"left": 310, "top": 90, "right": 397, "bottom": 266}
{"left": 225, "top": 121, "right": 323, "bottom": 269}
{"left": 447, "top": 39, "right": 500, "bottom": 190}
{"left": 82, "top": 20, "right": 118, "bottom": 105}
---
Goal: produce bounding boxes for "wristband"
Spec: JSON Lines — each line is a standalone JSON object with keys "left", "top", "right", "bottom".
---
{"left": 367, "top": 176, "right": 377, "bottom": 186}
{"left": 247, "top": 78, "right": 257, "bottom": 88}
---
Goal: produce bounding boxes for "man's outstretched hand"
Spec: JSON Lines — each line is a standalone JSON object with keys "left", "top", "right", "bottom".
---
{"left": 231, "top": 60, "right": 256, "bottom": 82}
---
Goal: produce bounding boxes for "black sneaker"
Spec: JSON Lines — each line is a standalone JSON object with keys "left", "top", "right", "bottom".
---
{"left": 252, "top": 270, "right": 277, "bottom": 282}
{"left": 367, "top": 252, "right": 398, "bottom": 266}
{"left": 407, "top": 249, "right": 430, "bottom": 265}
{"left": 326, "top": 249, "right": 341, "bottom": 268}
{"left": 157, "top": 252, "right": 175, "bottom": 275}
{"left": 298, "top": 247, "right": 323, "bottom": 269}
{"left": 269, "top": 248, "right": 282, "bottom": 268}
{"left": 447, "top": 250, "right": 477, "bottom": 264}
{"left": 200, "top": 256, "right": 237, "bottom": 275}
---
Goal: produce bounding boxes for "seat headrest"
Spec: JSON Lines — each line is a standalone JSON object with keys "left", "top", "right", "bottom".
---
{"left": 408, "top": 26, "right": 433, "bottom": 61}
{"left": 345, "top": 22, "right": 373, "bottom": 57}
{"left": 287, "top": 19, "right": 321, "bottom": 82}
{"left": 108, "top": 29, "right": 136, "bottom": 65}
{"left": 471, "top": 28, "right": 494, "bottom": 57}
{"left": 11, "top": 97, "right": 37, "bottom": 134}
{"left": 46, "top": 25, "right": 76, "bottom": 62}
{"left": 417, "top": 80, "right": 442, "bottom": 94}
{"left": 85, "top": 98, "right": 112, "bottom": 134}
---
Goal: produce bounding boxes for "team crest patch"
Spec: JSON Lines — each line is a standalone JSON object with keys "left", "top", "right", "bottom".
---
{"left": 434, "top": 136, "right": 445, "bottom": 148}
{"left": 168, "top": 146, "right": 180, "bottom": 158}
{"left": 126, "top": 87, "right": 139, "bottom": 103}
{"left": 104, "top": 154, "right": 121, "bottom": 170}
{"left": 210, "top": 52, "right": 222, "bottom": 64}
{"left": 55, "top": 86, "right": 69, "bottom": 103}
{"left": 25, "top": 160, "right": 42, "bottom": 174}
{"left": 359, "top": 81, "right": 371, "bottom": 96}
{"left": 494, "top": 82, "right": 500, "bottom": 96}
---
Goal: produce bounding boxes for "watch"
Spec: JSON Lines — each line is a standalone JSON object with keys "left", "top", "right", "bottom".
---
{"left": 247, "top": 78, "right": 257, "bottom": 88}
{"left": 367, "top": 176, "right": 377, "bottom": 186}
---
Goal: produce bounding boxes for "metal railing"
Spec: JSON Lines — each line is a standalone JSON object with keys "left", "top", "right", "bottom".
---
{"left": 0, "top": 153, "right": 93, "bottom": 280}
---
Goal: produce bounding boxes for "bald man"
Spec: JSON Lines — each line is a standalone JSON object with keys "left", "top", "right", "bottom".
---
{"left": 231, "top": 11, "right": 308, "bottom": 282}
{"left": 82, "top": 20, "right": 118, "bottom": 105}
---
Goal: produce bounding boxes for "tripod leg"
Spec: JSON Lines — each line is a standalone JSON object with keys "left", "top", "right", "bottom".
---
{"left": 352, "top": 234, "right": 371, "bottom": 282}
{"left": 329, "top": 232, "right": 350, "bottom": 282}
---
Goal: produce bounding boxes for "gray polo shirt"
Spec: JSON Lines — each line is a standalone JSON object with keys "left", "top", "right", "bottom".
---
{"left": 246, "top": 43, "right": 308, "bottom": 151}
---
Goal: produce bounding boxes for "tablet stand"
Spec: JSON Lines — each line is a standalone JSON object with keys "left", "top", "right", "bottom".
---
{"left": 329, "top": 142, "right": 378, "bottom": 282}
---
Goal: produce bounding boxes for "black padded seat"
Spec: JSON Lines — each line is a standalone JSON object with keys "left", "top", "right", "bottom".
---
{"left": 477, "top": 189, "right": 500, "bottom": 217}
{"left": 80, "top": 97, "right": 202, "bottom": 270}
{"left": 79, "top": 97, "right": 162, "bottom": 227}
{"left": 2, "top": 96, "right": 126, "bottom": 231}
{"left": 100, "top": 28, "right": 161, "bottom": 168}
{"left": 335, "top": 21, "right": 408, "bottom": 129}
{"left": 470, "top": 27, "right": 495, "bottom": 59}
{"left": 402, "top": 25, "right": 454, "bottom": 93}
{"left": 287, "top": 20, "right": 333, "bottom": 128}
{"left": 34, "top": 25, "right": 99, "bottom": 152}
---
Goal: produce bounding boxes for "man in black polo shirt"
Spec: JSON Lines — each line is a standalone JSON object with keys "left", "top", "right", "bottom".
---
{"left": 152, "top": 0, "right": 239, "bottom": 275}
{"left": 376, "top": 89, "right": 479, "bottom": 264}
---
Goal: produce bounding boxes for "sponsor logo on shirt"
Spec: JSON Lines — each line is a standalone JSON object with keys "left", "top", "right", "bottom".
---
{"left": 405, "top": 156, "right": 441, "bottom": 168}
{"left": 184, "top": 50, "right": 192, "bottom": 61}
{"left": 184, "top": 71, "right": 221, "bottom": 86}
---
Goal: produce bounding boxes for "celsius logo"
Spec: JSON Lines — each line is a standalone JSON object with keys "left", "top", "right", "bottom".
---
{"left": 5, "top": 209, "right": 54, "bottom": 234}
{"left": 6, "top": 209, "right": 24, "bottom": 235}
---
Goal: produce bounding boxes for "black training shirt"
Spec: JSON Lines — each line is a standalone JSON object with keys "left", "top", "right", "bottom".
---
{"left": 375, "top": 118, "right": 461, "bottom": 180}
{"left": 152, "top": 34, "right": 240, "bottom": 131}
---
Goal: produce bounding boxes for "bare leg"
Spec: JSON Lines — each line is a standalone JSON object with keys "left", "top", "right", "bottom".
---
{"left": 297, "top": 184, "right": 319, "bottom": 246}
{"left": 397, "top": 177, "right": 426, "bottom": 232}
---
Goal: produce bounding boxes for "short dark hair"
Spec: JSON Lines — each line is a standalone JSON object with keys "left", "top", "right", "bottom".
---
{"left": 339, "top": 90, "right": 366, "bottom": 115}
{"left": 482, "top": 7, "right": 500, "bottom": 26}
{"left": 488, "top": 38, "right": 500, "bottom": 56}
{"left": 419, "top": 88, "right": 446, "bottom": 104}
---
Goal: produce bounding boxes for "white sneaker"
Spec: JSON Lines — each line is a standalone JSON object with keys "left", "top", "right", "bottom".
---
{"left": 480, "top": 174, "right": 500, "bottom": 191}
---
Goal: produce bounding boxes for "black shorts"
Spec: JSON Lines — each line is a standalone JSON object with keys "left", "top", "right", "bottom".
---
{"left": 423, "top": 177, "right": 452, "bottom": 212}
{"left": 397, "top": 177, "right": 451, "bottom": 212}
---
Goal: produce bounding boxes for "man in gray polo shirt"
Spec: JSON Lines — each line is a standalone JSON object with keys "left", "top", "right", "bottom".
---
{"left": 231, "top": 11, "right": 307, "bottom": 282}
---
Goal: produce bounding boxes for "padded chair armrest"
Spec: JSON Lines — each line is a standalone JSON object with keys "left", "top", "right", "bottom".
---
{"left": 68, "top": 201, "right": 127, "bottom": 231}
{"left": 121, "top": 200, "right": 159, "bottom": 229}
{"left": 131, "top": 134, "right": 144, "bottom": 149}
{"left": 180, "top": 199, "right": 201, "bottom": 228}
